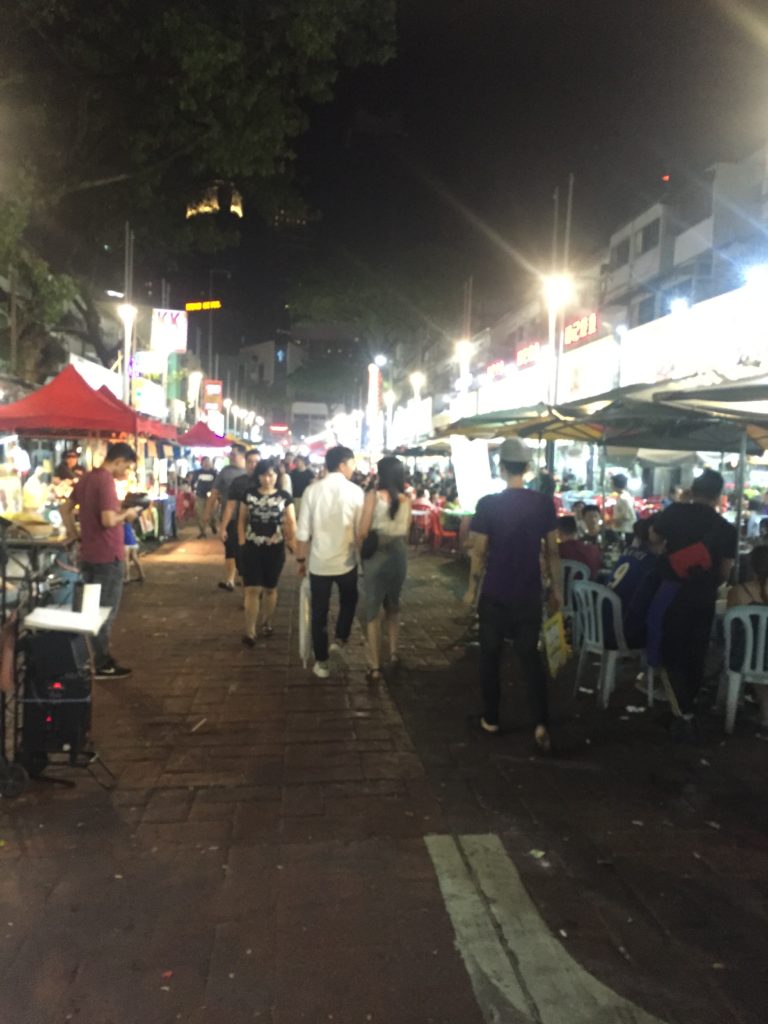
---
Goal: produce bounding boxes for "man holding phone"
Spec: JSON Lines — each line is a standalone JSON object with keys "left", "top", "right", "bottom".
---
{"left": 61, "top": 442, "right": 139, "bottom": 679}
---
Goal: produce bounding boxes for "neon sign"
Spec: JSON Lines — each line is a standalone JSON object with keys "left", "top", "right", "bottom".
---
{"left": 564, "top": 312, "right": 599, "bottom": 351}
{"left": 516, "top": 341, "right": 541, "bottom": 369}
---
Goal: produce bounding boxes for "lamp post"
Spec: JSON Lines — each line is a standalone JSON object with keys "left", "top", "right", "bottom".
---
{"left": 541, "top": 273, "right": 574, "bottom": 407}
{"left": 409, "top": 371, "right": 426, "bottom": 442}
{"left": 222, "top": 397, "right": 232, "bottom": 434}
{"left": 383, "top": 390, "right": 396, "bottom": 451}
{"left": 454, "top": 339, "right": 473, "bottom": 390}
{"left": 117, "top": 303, "right": 138, "bottom": 406}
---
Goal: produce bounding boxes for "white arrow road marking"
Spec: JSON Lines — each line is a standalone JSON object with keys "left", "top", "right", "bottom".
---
{"left": 425, "top": 834, "right": 668, "bottom": 1024}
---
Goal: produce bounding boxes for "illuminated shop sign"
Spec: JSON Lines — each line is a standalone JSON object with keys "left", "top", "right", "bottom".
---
{"left": 202, "top": 379, "right": 223, "bottom": 411}
{"left": 515, "top": 341, "right": 541, "bottom": 369}
{"left": 185, "top": 300, "right": 222, "bottom": 312}
{"left": 563, "top": 312, "right": 599, "bottom": 351}
{"left": 485, "top": 360, "right": 507, "bottom": 381}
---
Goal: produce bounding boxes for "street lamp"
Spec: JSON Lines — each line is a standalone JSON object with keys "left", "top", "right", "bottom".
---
{"left": 454, "top": 339, "right": 473, "bottom": 390}
{"left": 117, "top": 303, "right": 137, "bottom": 405}
{"left": 541, "top": 273, "right": 574, "bottom": 406}
{"left": 383, "top": 390, "right": 396, "bottom": 450}
{"left": 223, "top": 396, "right": 232, "bottom": 433}
{"left": 374, "top": 353, "right": 388, "bottom": 368}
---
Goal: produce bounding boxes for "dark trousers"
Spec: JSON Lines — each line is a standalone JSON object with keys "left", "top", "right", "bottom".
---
{"left": 478, "top": 595, "right": 548, "bottom": 728}
{"left": 310, "top": 569, "right": 358, "bottom": 663}
{"left": 661, "top": 592, "right": 715, "bottom": 716}
{"left": 81, "top": 559, "right": 124, "bottom": 670}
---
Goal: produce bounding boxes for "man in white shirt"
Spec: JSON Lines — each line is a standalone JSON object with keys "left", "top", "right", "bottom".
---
{"left": 296, "top": 445, "right": 364, "bottom": 678}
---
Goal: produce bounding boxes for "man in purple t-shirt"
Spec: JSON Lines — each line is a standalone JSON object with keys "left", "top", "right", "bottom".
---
{"left": 464, "top": 437, "right": 562, "bottom": 749}
{"left": 61, "top": 442, "right": 139, "bottom": 679}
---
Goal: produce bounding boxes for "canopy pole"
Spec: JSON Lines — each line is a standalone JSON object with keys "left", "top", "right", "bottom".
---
{"left": 600, "top": 432, "right": 607, "bottom": 527}
{"left": 733, "top": 430, "right": 747, "bottom": 584}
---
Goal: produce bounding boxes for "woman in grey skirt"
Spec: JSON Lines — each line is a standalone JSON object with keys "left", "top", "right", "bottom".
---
{"left": 358, "top": 456, "right": 412, "bottom": 681}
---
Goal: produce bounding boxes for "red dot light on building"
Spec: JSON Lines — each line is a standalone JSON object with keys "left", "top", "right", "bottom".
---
{"left": 661, "top": 174, "right": 670, "bottom": 183}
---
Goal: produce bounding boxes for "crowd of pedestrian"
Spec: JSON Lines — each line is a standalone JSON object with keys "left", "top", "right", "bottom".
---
{"left": 62, "top": 435, "right": 761, "bottom": 750}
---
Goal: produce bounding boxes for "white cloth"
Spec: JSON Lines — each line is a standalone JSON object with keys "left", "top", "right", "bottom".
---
{"left": 296, "top": 472, "right": 364, "bottom": 576}
{"left": 372, "top": 493, "right": 411, "bottom": 538}
{"left": 612, "top": 493, "right": 636, "bottom": 532}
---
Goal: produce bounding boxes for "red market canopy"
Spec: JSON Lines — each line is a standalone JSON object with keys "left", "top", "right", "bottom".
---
{"left": 178, "top": 421, "right": 230, "bottom": 448}
{"left": 0, "top": 364, "right": 136, "bottom": 436}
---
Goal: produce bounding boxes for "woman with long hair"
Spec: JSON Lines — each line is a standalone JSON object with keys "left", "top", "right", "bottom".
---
{"left": 727, "top": 545, "right": 768, "bottom": 737}
{"left": 237, "top": 459, "right": 296, "bottom": 645}
{"left": 358, "top": 456, "right": 412, "bottom": 681}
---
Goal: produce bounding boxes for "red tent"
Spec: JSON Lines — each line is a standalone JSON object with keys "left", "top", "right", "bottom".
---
{"left": 178, "top": 421, "right": 230, "bottom": 448}
{"left": 96, "top": 387, "right": 178, "bottom": 442}
{"left": 0, "top": 364, "right": 136, "bottom": 435}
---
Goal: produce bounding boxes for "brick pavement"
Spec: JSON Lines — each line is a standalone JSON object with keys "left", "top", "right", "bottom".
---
{"left": 0, "top": 533, "right": 766, "bottom": 1023}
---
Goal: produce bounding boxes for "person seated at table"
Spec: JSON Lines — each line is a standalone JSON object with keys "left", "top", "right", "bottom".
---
{"left": 727, "top": 545, "right": 768, "bottom": 738}
{"left": 582, "top": 504, "right": 603, "bottom": 545}
{"left": 754, "top": 518, "right": 768, "bottom": 548}
{"left": 412, "top": 487, "right": 435, "bottom": 513}
{"left": 557, "top": 515, "right": 601, "bottom": 579}
{"left": 606, "top": 517, "right": 662, "bottom": 647}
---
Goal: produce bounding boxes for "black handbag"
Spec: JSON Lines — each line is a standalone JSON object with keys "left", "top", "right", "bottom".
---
{"left": 361, "top": 530, "right": 379, "bottom": 560}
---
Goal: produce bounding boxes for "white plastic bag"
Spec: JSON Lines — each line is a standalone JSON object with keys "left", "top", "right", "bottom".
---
{"left": 299, "top": 576, "right": 312, "bottom": 668}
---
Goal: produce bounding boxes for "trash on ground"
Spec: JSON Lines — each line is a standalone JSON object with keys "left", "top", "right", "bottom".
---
{"left": 699, "top": 758, "right": 711, "bottom": 767}
{"left": 625, "top": 705, "right": 645, "bottom": 714}
{"left": 705, "top": 820, "right": 721, "bottom": 830}
{"left": 578, "top": 687, "right": 594, "bottom": 695}
{"left": 528, "top": 849, "right": 546, "bottom": 859}
{"left": 559, "top": 928, "right": 568, "bottom": 938}
{"left": 190, "top": 717, "right": 207, "bottom": 733}
{"left": 631, "top": 820, "right": 644, "bottom": 827}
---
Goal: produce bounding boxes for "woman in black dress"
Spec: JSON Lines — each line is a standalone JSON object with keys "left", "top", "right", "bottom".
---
{"left": 237, "top": 459, "right": 296, "bottom": 644}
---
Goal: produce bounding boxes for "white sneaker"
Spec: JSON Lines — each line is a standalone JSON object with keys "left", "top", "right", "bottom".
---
{"left": 329, "top": 641, "right": 346, "bottom": 656}
{"left": 312, "top": 661, "right": 330, "bottom": 679}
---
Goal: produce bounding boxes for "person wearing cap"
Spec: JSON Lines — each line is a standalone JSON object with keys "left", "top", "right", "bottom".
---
{"left": 53, "top": 448, "right": 84, "bottom": 499}
{"left": 464, "top": 436, "right": 562, "bottom": 750}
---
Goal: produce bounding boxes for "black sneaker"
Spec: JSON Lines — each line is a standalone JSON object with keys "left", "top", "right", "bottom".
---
{"left": 94, "top": 662, "right": 132, "bottom": 680}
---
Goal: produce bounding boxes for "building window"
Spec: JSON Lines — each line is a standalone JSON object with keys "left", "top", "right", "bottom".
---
{"left": 639, "top": 219, "right": 660, "bottom": 254}
{"left": 612, "top": 238, "right": 630, "bottom": 269}
{"left": 635, "top": 294, "right": 656, "bottom": 325}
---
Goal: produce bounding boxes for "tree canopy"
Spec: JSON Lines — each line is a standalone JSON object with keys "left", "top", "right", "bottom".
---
{"left": 2, "top": 0, "right": 394, "bottom": 258}
{"left": 0, "top": 0, "right": 395, "bottom": 375}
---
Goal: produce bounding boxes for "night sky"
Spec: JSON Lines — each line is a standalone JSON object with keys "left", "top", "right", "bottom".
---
{"left": 289, "top": 0, "right": 768, "bottom": 312}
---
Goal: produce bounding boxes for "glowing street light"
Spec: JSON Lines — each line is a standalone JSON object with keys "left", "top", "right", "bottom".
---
{"left": 223, "top": 396, "right": 232, "bottom": 433}
{"left": 117, "top": 303, "right": 137, "bottom": 405}
{"left": 374, "top": 353, "right": 388, "bottom": 368}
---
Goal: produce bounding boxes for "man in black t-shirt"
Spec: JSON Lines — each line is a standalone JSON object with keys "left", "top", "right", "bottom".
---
{"left": 650, "top": 469, "right": 737, "bottom": 733}
{"left": 189, "top": 456, "right": 217, "bottom": 537}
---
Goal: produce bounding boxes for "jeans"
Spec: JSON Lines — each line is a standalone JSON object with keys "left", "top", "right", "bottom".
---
{"left": 478, "top": 595, "right": 548, "bottom": 728}
{"left": 81, "top": 559, "right": 124, "bottom": 669}
{"left": 310, "top": 568, "right": 358, "bottom": 663}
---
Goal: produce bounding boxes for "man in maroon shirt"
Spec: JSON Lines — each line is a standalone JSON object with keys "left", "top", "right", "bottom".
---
{"left": 557, "top": 515, "right": 602, "bottom": 579}
{"left": 61, "top": 443, "right": 139, "bottom": 679}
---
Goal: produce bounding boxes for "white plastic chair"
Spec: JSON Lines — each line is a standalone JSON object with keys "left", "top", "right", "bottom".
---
{"left": 561, "top": 559, "right": 590, "bottom": 634}
{"left": 722, "top": 606, "right": 768, "bottom": 734}
{"left": 572, "top": 580, "right": 646, "bottom": 709}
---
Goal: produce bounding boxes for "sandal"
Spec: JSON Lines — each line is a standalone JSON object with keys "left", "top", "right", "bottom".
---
{"left": 365, "top": 668, "right": 383, "bottom": 683}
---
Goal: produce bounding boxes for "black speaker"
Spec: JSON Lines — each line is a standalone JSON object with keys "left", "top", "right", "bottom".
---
{"left": 20, "top": 632, "right": 92, "bottom": 757}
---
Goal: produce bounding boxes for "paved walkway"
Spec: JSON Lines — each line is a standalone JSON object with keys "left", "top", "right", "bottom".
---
{"left": 0, "top": 533, "right": 766, "bottom": 1023}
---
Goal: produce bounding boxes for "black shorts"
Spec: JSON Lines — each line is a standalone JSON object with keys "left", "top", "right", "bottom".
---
{"left": 241, "top": 542, "right": 286, "bottom": 589}
{"left": 224, "top": 520, "right": 239, "bottom": 560}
